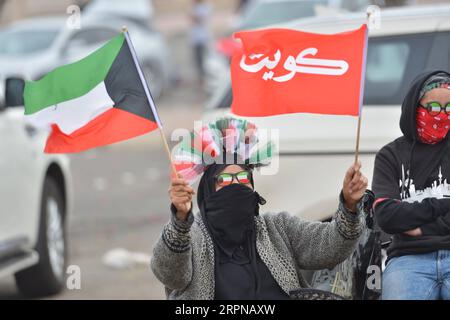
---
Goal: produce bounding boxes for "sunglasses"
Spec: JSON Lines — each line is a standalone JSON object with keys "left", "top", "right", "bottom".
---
{"left": 419, "top": 101, "right": 450, "bottom": 116}
{"left": 215, "top": 171, "right": 251, "bottom": 187}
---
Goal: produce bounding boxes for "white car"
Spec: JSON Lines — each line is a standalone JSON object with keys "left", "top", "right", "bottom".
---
{"left": 208, "top": 0, "right": 372, "bottom": 96}
{"left": 232, "top": 0, "right": 329, "bottom": 31}
{"left": 0, "top": 79, "right": 73, "bottom": 297}
{"left": 232, "top": 0, "right": 372, "bottom": 33}
{"left": 0, "top": 15, "right": 172, "bottom": 100}
{"left": 209, "top": 0, "right": 329, "bottom": 95}
{"left": 203, "top": 4, "right": 450, "bottom": 221}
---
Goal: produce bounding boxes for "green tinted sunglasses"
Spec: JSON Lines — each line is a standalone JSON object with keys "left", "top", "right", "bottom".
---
{"left": 419, "top": 101, "right": 450, "bottom": 116}
{"left": 215, "top": 171, "right": 251, "bottom": 187}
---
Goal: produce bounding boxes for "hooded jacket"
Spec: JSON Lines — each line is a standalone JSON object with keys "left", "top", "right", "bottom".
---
{"left": 372, "top": 70, "right": 450, "bottom": 260}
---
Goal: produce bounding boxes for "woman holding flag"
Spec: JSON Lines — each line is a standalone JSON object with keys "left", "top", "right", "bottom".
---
{"left": 151, "top": 117, "right": 373, "bottom": 300}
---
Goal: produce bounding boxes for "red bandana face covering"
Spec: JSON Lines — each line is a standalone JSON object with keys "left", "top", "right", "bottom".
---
{"left": 416, "top": 107, "right": 450, "bottom": 144}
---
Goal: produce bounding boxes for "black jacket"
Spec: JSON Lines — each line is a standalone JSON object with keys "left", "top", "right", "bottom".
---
{"left": 372, "top": 70, "right": 450, "bottom": 260}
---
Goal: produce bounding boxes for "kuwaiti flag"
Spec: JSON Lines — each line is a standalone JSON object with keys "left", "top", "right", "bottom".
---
{"left": 230, "top": 25, "right": 368, "bottom": 117}
{"left": 23, "top": 33, "right": 159, "bottom": 153}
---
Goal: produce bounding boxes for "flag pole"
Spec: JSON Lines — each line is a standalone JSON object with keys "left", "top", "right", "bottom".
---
{"left": 354, "top": 114, "right": 362, "bottom": 165}
{"left": 355, "top": 18, "right": 370, "bottom": 166}
{"left": 122, "top": 27, "right": 178, "bottom": 176}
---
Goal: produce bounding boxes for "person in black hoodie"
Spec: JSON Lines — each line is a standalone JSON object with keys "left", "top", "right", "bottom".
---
{"left": 372, "top": 70, "right": 450, "bottom": 300}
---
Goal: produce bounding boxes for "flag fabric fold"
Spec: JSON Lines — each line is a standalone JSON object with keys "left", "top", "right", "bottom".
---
{"left": 230, "top": 25, "right": 368, "bottom": 117}
{"left": 24, "top": 33, "right": 158, "bottom": 153}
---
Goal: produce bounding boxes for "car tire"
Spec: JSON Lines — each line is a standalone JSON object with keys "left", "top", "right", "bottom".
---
{"left": 142, "top": 61, "right": 164, "bottom": 101}
{"left": 15, "top": 176, "right": 67, "bottom": 298}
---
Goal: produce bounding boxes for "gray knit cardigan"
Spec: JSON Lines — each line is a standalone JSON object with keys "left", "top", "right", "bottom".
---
{"left": 150, "top": 193, "right": 368, "bottom": 300}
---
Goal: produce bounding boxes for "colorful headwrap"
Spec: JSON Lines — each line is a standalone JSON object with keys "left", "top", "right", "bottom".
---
{"left": 418, "top": 72, "right": 450, "bottom": 100}
{"left": 172, "top": 117, "right": 276, "bottom": 184}
{"left": 416, "top": 72, "right": 450, "bottom": 144}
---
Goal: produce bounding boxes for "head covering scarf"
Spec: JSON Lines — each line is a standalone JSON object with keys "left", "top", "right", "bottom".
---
{"left": 398, "top": 70, "right": 450, "bottom": 196}
{"left": 416, "top": 72, "right": 450, "bottom": 144}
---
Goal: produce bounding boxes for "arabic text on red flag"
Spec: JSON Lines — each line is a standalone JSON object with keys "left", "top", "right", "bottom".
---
{"left": 230, "top": 25, "right": 368, "bottom": 117}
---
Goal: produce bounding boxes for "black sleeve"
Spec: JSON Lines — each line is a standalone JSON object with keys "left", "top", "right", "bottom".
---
{"left": 374, "top": 198, "right": 450, "bottom": 234}
{"left": 372, "top": 147, "right": 450, "bottom": 234}
{"left": 421, "top": 211, "right": 450, "bottom": 236}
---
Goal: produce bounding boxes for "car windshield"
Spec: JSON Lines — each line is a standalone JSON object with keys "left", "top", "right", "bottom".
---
{"left": 242, "top": 1, "right": 324, "bottom": 30}
{"left": 0, "top": 29, "right": 59, "bottom": 56}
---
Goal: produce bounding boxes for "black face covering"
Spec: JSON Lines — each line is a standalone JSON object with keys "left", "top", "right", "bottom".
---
{"left": 198, "top": 163, "right": 264, "bottom": 259}
{"left": 203, "top": 183, "right": 260, "bottom": 259}
{"left": 197, "top": 163, "right": 288, "bottom": 300}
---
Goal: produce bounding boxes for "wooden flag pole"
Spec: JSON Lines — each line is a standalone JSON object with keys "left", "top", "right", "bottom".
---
{"left": 354, "top": 114, "right": 362, "bottom": 165}
{"left": 122, "top": 26, "right": 178, "bottom": 176}
{"left": 159, "top": 127, "right": 178, "bottom": 176}
{"left": 354, "top": 14, "right": 370, "bottom": 166}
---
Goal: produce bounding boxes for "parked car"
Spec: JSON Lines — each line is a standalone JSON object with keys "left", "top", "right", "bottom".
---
{"left": 213, "top": 0, "right": 332, "bottom": 92}
{"left": 0, "top": 15, "right": 172, "bottom": 100}
{"left": 81, "top": 0, "right": 155, "bottom": 29}
{"left": 203, "top": 5, "right": 450, "bottom": 292}
{"left": 232, "top": 0, "right": 329, "bottom": 31}
{"left": 0, "top": 78, "right": 73, "bottom": 297}
{"left": 217, "top": 0, "right": 374, "bottom": 56}
{"left": 210, "top": 0, "right": 371, "bottom": 94}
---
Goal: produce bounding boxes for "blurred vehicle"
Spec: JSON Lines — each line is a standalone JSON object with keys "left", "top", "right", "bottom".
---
{"left": 203, "top": 4, "right": 450, "bottom": 222}
{"left": 0, "top": 15, "right": 172, "bottom": 100}
{"left": 216, "top": 0, "right": 329, "bottom": 61}
{"left": 210, "top": 0, "right": 370, "bottom": 94}
{"left": 231, "top": 0, "right": 328, "bottom": 31}
{"left": 0, "top": 78, "right": 72, "bottom": 297}
{"left": 82, "top": 0, "right": 155, "bottom": 29}
{"left": 208, "top": 0, "right": 329, "bottom": 95}
{"left": 216, "top": 0, "right": 373, "bottom": 57}
{"left": 203, "top": 51, "right": 232, "bottom": 98}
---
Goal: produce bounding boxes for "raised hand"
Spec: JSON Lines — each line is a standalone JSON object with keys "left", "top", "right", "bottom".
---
{"left": 168, "top": 174, "right": 195, "bottom": 221}
{"left": 342, "top": 161, "right": 368, "bottom": 213}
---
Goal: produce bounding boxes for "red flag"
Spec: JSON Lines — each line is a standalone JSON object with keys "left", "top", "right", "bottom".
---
{"left": 230, "top": 25, "right": 368, "bottom": 117}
